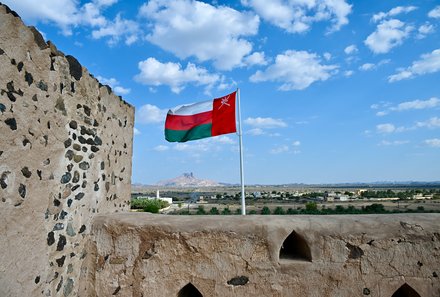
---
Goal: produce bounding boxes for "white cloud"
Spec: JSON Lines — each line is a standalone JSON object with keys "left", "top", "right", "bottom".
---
{"left": 359, "top": 59, "right": 390, "bottom": 71}
{"left": 323, "top": 52, "right": 332, "bottom": 61}
{"left": 139, "top": 0, "right": 259, "bottom": 70}
{"left": 388, "top": 49, "right": 440, "bottom": 82}
{"left": 247, "top": 128, "right": 264, "bottom": 136}
{"left": 134, "top": 58, "right": 219, "bottom": 94}
{"left": 344, "top": 70, "right": 354, "bottom": 77}
{"left": 154, "top": 145, "right": 169, "bottom": 151}
{"left": 3, "top": 0, "right": 140, "bottom": 44}
{"left": 137, "top": 104, "right": 167, "bottom": 124}
{"left": 211, "top": 135, "right": 235, "bottom": 144}
{"left": 417, "top": 23, "right": 435, "bottom": 39}
{"left": 372, "top": 6, "right": 417, "bottom": 23}
{"left": 96, "top": 75, "right": 131, "bottom": 95}
{"left": 244, "top": 117, "right": 287, "bottom": 128}
{"left": 91, "top": 14, "right": 140, "bottom": 46}
{"left": 425, "top": 138, "right": 440, "bottom": 147}
{"left": 359, "top": 63, "right": 375, "bottom": 71}
{"left": 133, "top": 127, "right": 141, "bottom": 135}
{"left": 364, "top": 19, "right": 413, "bottom": 54}
{"left": 244, "top": 52, "right": 268, "bottom": 66}
{"left": 250, "top": 50, "right": 338, "bottom": 90}
{"left": 113, "top": 86, "right": 131, "bottom": 95}
{"left": 292, "top": 140, "right": 301, "bottom": 147}
{"left": 416, "top": 117, "right": 440, "bottom": 129}
{"left": 376, "top": 123, "right": 396, "bottom": 133}
{"left": 270, "top": 145, "right": 289, "bottom": 154}
{"left": 344, "top": 44, "right": 358, "bottom": 55}
{"left": 242, "top": 0, "right": 352, "bottom": 34}
{"left": 172, "top": 136, "right": 234, "bottom": 154}
{"left": 428, "top": 6, "right": 440, "bottom": 18}
{"left": 393, "top": 97, "right": 440, "bottom": 112}
{"left": 378, "top": 140, "right": 409, "bottom": 146}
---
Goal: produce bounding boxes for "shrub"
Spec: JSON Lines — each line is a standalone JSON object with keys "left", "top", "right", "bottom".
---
{"left": 221, "top": 207, "right": 231, "bottom": 215}
{"left": 274, "top": 206, "right": 285, "bottom": 215}
{"left": 209, "top": 207, "right": 220, "bottom": 215}
{"left": 196, "top": 205, "right": 206, "bottom": 215}
{"left": 261, "top": 206, "right": 271, "bottom": 215}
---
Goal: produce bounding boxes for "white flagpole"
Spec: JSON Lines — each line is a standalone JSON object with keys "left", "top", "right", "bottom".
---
{"left": 237, "top": 88, "right": 246, "bottom": 215}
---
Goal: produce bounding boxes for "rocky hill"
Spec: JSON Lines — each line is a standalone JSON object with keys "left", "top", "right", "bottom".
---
{"left": 156, "top": 172, "right": 222, "bottom": 187}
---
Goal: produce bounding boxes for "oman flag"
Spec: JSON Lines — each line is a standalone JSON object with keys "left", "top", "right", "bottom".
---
{"left": 165, "top": 91, "right": 237, "bottom": 142}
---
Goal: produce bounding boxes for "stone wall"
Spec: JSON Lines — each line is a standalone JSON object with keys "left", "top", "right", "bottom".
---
{"left": 86, "top": 214, "right": 440, "bottom": 297}
{"left": 0, "top": 3, "right": 134, "bottom": 296}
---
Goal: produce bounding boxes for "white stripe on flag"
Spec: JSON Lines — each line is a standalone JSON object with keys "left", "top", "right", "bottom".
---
{"left": 168, "top": 100, "right": 212, "bottom": 116}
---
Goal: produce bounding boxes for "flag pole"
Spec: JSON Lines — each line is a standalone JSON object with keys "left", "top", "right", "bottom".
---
{"left": 237, "top": 88, "right": 246, "bottom": 215}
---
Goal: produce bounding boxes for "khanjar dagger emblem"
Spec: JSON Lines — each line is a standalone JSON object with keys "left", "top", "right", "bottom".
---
{"left": 218, "top": 94, "right": 231, "bottom": 109}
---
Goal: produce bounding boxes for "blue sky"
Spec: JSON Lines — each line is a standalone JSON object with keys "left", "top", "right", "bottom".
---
{"left": 6, "top": 0, "right": 440, "bottom": 184}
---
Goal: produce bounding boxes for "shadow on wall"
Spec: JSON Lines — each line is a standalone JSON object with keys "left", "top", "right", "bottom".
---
{"left": 279, "top": 230, "right": 312, "bottom": 262}
{"left": 392, "top": 283, "right": 421, "bottom": 297}
{"left": 177, "top": 283, "right": 203, "bottom": 297}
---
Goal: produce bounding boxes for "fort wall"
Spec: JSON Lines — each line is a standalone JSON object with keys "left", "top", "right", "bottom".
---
{"left": 0, "top": 4, "right": 134, "bottom": 296}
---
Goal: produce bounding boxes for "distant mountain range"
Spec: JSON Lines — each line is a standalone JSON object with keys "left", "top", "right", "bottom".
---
{"left": 132, "top": 176, "right": 440, "bottom": 189}
{"left": 155, "top": 172, "right": 223, "bottom": 187}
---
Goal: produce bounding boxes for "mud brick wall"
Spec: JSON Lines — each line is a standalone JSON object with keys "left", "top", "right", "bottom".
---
{"left": 87, "top": 214, "right": 440, "bottom": 297}
{"left": 0, "top": 4, "right": 134, "bottom": 296}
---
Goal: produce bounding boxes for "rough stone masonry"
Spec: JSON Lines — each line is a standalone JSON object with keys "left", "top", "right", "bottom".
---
{"left": 0, "top": 3, "right": 134, "bottom": 296}
{"left": 1, "top": 3, "right": 440, "bottom": 297}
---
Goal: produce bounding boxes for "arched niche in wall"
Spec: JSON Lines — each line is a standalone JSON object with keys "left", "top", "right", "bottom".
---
{"left": 279, "top": 230, "right": 312, "bottom": 262}
{"left": 177, "top": 282, "right": 203, "bottom": 297}
{"left": 391, "top": 283, "right": 421, "bottom": 297}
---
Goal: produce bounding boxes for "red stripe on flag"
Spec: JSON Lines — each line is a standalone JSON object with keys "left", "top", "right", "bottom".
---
{"left": 165, "top": 111, "right": 213, "bottom": 131}
{"left": 212, "top": 91, "right": 236, "bottom": 136}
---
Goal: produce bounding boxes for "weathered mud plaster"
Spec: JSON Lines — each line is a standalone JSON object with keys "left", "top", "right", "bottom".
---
{"left": 0, "top": 3, "right": 134, "bottom": 296}
{"left": 85, "top": 213, "right": 440, "bottom": 297}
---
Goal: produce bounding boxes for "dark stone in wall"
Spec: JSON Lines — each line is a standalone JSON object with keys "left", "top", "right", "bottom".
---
{"left": 21, "top": 167, "right": 32, "bottom": 178}
{"left": 5, "top": 118, "right": 17, "bottom": 130}
{"left": 75, "top": 193, "right": 84, "bottom": 200}
{"left": 72, "top": 171, "right": 80, "bottom": 183}
{"left": 66, "top": 55, "right": 82, "bottom": 81}
{"left": 56, "top": 235, "right": 67, "bottom": 251}
{"left": 34, "top": 276, "right": 40, "bottom": 284}
{"left": 64, "top": 139, "right": 72, "bottom": 148}
{"left": 69, "top": 121, "right": 77, "bottom": 129}
{"left": 65, "top": 150, "right": 74, "bottom": 161}
{"left": 1, "top": 171, "right": 10, "bottom": 189}
{"left": 64, "top": 278, "right": 74, "bottom": 296}
{"left": 17, "top": 62, "right": 23, "bottom": 72}
{"left": 29, "top": 26, "right": 48, "bottom": 50}
{"left": 18, "top": 184, "right": 26, "bottom": 198}
{"left": 0, "top": 48, "right": 4, "bottom": 55}
{"left": 37, "top": 80, "right": 48, "bottom": 91}
{"left": 56, "top": 255, "right": 66, "bottom": 267}
{"left": 24, "top": 71, "right": 33, "bottom": 86}
{"left": 346, "top": 243, "right": 364, "bottom": 259}
{"left": 53, "top": 223, "right": 64, "bottom": 231}
{"left": 79, "top": 162, "right": 89, "bottom": 170}
{"left": 55, "top": 97, "right": 67, "bottom": 115}
{"left": 227, "top": 276, "right": 249, "bottom": 286}
{"left": 94, "top": 136, "right": 102, "bottom": 146}
{"left": 0, "top": 103, "right": 5, "bottom": 113}
{"left": 78, "top": 225, "right": 86, "bottom": 234}
{"left": 61, "top": 172, "right": 72, "bottom": 184}
{"left": 60, "top": 210, "right": 68, "bottom": 220}
{"left": 47, "top": 231, "right": 55, "bottom": 246}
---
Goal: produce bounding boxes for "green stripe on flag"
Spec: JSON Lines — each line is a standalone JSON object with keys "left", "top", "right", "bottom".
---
{"left": 165, "top": 123, "right": 212, "bottom": 142}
